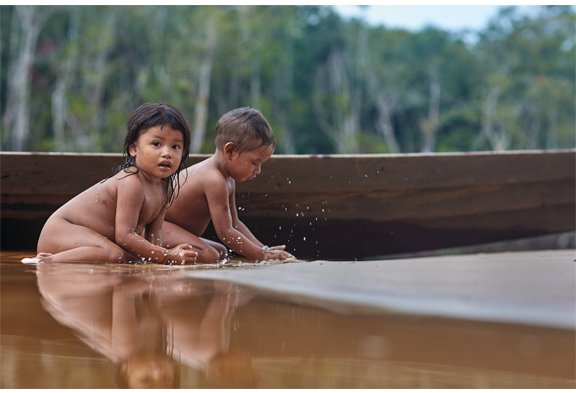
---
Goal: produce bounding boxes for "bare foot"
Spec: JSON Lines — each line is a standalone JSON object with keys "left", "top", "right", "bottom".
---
{"left": 21, "top": 253, "right": 54, "bottom": 264}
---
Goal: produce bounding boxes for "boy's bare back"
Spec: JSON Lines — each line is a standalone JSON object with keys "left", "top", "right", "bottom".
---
{"left": 165, "top": 158, "right": 230, "bottom": 237}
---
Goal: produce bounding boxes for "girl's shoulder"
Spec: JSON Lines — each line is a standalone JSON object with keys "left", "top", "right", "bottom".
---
{"left": 101, "top": 170, "right": 144, "bottom": 194}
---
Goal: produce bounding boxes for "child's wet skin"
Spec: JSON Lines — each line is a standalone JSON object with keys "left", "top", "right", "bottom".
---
{"left": 26, "top": 103, "right": 199, "bottom": 265}
{"left": 163, "top": 107, "right": 295, "bottom": 264}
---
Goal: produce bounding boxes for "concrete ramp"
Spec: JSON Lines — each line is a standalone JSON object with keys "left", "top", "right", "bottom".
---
{"left": 186, "top": 250, "right": 576, "bottom": 329}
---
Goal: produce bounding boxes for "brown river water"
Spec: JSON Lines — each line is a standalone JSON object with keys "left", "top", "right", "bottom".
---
{"left": 1, "top": 250, "right": 575, "bottom": 389}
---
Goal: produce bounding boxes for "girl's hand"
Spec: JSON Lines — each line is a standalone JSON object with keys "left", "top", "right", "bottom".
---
{"left": 165, "top": 244, "right": 198, "bottom": 265}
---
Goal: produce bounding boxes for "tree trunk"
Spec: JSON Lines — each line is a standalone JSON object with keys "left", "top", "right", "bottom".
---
{"left": 51, "top": 6, "right": 81, "bottom": 152}
{"left": 420, "top": 65, "right": 441, "bottom": 153}
{"left": 3, "top": 6, "right": 45, "bottom": 151}
{"left": 374, "top": 95, "right": 401, "bottom": 154}
{"left": 190, "top": 15, "right": 217, "bottom": 154}
{"left": 273, "top": 34, "right": 296, "bottom": 154}
{"left": 250, "top": 56, "right": 261, "bottom": 110}
{"left": 546, "top": 106, "right": 558, "bottom": 150}
{"left": 86, "top": 10, "right": 118, "bottom": 151}
{"left": 1, "top": 7, "right": 21, "bottom": 145}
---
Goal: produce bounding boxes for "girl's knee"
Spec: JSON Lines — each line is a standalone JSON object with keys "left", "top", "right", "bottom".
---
{"left": 197, "top": 246, "right": 223, "bottom": 264}
{"left": 214, "top": 244, "right": 228, "bottom": 260}
{"left": 102, "top": 246, "right": 127, "bottom": 263}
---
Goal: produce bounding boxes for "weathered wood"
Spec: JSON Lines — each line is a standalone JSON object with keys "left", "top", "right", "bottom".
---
{"left": 1, "top": 150, "right": 574, "bottom": 259}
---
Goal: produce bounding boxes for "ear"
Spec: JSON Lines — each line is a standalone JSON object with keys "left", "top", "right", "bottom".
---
{"left": 128, "top": 142, "right": 138, "bottom": 157}
{"left": 223, "top": 142, "right": 237, "bottom": 159}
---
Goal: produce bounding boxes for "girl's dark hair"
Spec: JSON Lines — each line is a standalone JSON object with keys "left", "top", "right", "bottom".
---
{"left": 104, "top": 103, "right": 191, "bottom": 206}
{"left": 214, "top": 107, "right": 275, "bottom": 154}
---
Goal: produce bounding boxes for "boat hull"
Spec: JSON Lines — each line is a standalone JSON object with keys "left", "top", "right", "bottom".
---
{"left": 2, "top": 150, "right": 574, "bottom": 259}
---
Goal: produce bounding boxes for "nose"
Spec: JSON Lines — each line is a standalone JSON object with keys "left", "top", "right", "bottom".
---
{"left": 161, "top": 147, "right": 172, "bottom": 157}
{"left": 255, "top": 164, "right": 261, "bottom": 174}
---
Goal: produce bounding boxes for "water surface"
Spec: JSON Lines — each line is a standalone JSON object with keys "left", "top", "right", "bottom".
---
{"left": 1, "top": 251, "right": 574, "bottom": 388}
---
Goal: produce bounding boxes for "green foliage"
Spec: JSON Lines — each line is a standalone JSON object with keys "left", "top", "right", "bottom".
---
{"left": 1, "top": 5, "right": 574, "bottom": 153}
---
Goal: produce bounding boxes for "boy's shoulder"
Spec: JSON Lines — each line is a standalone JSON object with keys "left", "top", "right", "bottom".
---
{"left": 184, "top": 159, "right": 227, "bottom": 186}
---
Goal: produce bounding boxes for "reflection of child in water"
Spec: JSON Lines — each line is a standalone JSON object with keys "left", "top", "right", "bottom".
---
{"left": 162, "top": 107, "right": 295, "bottom": 263}
{"left": 114, "top": 295, "right": 180, "bottom": 389}
{"left": 206, "top": 349, "right": 263, "bottom": 389}
{"left": 36, "top": 263, "right": 261, "bottom": 389}
{"left": 27, "top": 103, "right": 197, "bottom": 265}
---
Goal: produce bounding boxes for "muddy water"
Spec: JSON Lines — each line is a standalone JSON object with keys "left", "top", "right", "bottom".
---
{"left": 1, "top": 251, "right": 575, "bottom": 389}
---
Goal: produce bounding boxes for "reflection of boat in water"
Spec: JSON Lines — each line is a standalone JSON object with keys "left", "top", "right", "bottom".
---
{"left": 1, "top": 149, "right": 574, "bottom": 259}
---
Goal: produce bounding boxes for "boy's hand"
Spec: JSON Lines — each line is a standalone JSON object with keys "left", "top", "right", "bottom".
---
{"left": 263, "top": 249, "right": 294, "bottom": 261}
{"left": 164, "top": 244, "right": 198, "bottom": 265}
{"left": 265, "top": 245, "right": 287, "bottom": 251}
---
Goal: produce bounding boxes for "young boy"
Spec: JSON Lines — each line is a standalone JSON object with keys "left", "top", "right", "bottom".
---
{"left": 162, "top": 107, "right": 294, "bottom": 263}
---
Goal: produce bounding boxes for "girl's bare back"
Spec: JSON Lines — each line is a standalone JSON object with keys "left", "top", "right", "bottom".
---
{"left": 36, "top": 172, "right": 159, "bottom": 262}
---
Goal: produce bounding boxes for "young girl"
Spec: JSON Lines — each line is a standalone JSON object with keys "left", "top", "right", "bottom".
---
{"left": 24, "top": 103, "right": 198, "bottom": 265}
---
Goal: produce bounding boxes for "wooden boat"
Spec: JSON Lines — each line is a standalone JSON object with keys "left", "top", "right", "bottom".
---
{"left": 1, "top": 149, "right": 574, "bottom": 259}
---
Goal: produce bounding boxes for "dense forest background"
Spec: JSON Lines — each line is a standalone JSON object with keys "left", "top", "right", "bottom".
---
{"left": 1, "top": 5, "right": 574, "bottom": 154}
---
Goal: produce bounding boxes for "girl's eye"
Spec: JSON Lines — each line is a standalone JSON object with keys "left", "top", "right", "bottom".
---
{"left": 152, "top": 141, "right": 160, "bottom": 147}
{"left": 173, "top": 145, "right": 181, "bottom": 150}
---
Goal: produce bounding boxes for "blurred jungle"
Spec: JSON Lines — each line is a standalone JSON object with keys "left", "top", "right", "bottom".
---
{"left": 1, "top": 5, "right": 574, "bottom": 154}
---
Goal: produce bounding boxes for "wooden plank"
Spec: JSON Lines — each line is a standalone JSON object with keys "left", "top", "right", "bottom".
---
{"left": 1, "top": 150, "right": 574, "bottom": 258}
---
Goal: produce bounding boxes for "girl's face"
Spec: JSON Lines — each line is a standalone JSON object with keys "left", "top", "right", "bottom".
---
{"left": 122, "top": 355, "right": 175, "bottom": 389}
{"left": 129, "top": 125, "right": 184, "bottom": 180}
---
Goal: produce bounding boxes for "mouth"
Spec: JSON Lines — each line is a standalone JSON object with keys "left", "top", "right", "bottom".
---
{"left": 158, "top": 161, "right": 172, "bottom": 170}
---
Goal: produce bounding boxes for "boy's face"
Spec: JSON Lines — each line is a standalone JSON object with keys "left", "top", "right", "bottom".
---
{"left": 226, "top": 142, "right": 274, "bottom": 182}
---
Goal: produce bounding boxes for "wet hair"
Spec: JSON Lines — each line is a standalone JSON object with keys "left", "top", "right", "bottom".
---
{"left": 214, "top": 107, "right": 275, "bottom": 154}
{"left": 115, "top": 362, "right": 180, "bottom": 389}
{"left": 103, "top": 103, "right": 191, "bottom": 206}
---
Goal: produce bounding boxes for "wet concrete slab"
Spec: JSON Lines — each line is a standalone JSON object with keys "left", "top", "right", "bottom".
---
{"left": 186, "top": 250, "right": 576, "bottom": 329}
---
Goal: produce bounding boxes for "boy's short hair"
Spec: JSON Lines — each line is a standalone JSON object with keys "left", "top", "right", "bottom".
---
{"left": 215, "top": 107, "right": 275, "bottom": 153}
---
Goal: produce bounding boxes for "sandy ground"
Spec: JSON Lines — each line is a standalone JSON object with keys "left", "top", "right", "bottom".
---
{"left": 186, "top": 249, "right": 576, "bottom": 329}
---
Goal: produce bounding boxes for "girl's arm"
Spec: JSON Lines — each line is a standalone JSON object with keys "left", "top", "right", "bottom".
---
{"left": 145, "top": 206, "right": 166, "bottom": 246}
{"left": 114, "top": 177, "right": 197, "bottom": 264}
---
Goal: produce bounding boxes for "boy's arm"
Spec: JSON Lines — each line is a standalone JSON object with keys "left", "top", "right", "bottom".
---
{"left": 229, "top": 182, "right": 291, "bottom": 254}
{"left": 207, "top": 176, "right": 293, "bottom": 261}
{"left": 206, "top": 176, "right": 268, "bottom": 260}
{"left": 114, "top": 177, "right": 197, "bottom": 264}
{"left": 228, "top": 190, "right": 264, "bottom": 247}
